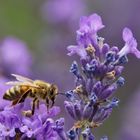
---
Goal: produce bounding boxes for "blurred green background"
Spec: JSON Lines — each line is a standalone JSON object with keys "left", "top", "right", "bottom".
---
{"left": 0, "top": 0, "right": 140, "bottom": 139}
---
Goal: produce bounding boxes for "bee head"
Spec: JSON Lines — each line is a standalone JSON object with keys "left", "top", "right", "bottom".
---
{"left": 50, "top": 84, "right": 58, "bottom": 98}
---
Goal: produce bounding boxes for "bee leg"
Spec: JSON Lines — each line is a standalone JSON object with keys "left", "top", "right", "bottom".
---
{"left": 46, "top": 97, "right": 49, "bottom": 109}
{"left": 51, "top": 97, "right": 55, "bottom": 107}
{"left": 12, "top": 98, "right": 20, "bottom": 106}
{"left": 36, "top": 99, "right": 39, "bottom": 109}
{"left": 18, "top": 89, "right": 31, "bottom": 104}
{"left": 31, "top": 97, "right": 38, "bottom": 115}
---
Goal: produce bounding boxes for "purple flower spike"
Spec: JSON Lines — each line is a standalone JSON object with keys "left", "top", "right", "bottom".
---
{"left": 118, "top": 28, "right": 140, "bottom": 58}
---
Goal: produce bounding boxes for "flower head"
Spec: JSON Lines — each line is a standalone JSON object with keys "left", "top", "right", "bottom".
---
{"left": 66, "top": 13, "right": 139, "bottom": 139}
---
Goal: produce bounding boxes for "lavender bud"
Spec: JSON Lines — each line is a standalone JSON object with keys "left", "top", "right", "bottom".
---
{"left": 116, "top": 77, "right": 125, "bottom": 87}
{"left": 110, "top": 46, "right": 119, "bottom": 53}
{"left": 105, "top": 51, "right": 116, "bottom": 64}
{"left": 65, "top": 90, "right": 75, "bottom": 101}
{"left": 86, "top": 78, "right": 93, "bottom": 93}
{"left": 74, "top": 101, "right": 82, "bottom": 120}
{"left": 67, "top": 129, "right": 76, "bottom": 140}
{"left": 114, "top": 66, "right": 124, "bottom": 76}
{"left": 83, "top": 102, "right": 93, "bottom": 120}
{"left": 82, "top": 127, "right": 95, "bottom": 140}
{"left": 116, "top": 55, "right": 128, "bottom": 65}
{"left": 53, "top": 118, "right": 67, "bottom": 140}
{"left": 99, "top": 83, "right": 118, "bottom": 100}
{"left": 93, "top": 107, "right": 112, "bottom": 123}
{"left": 101, "top": 43, "right": 110, "bottom": 55}
{"left": 85, "top": 59, "right": 97, "bottom": 73}
{"left": 89, "top": 93, "right": 98, "bottom": 105}
{"left": 106, "top": 98, "right": 119, "bottom": 108}
{"left": 64, "top": 101, "right": 76, "bottom": 120}
{"left": 92, "top": 81, "right": 102, "bottom": 96}
{"left": 70, "top": 61, "right": 79, "bottom": 77}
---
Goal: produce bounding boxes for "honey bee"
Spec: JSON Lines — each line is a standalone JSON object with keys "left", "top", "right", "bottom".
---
{"left": 3, "top": 74, "right": 59, "bottom": 117}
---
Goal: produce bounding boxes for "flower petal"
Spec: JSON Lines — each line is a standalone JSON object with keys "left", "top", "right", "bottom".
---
{"left": 123, "top": 27, "right": 133, "bottom": 42}
{"left": 88, "top": 13, "right": 105, "bottom": 32}
{"left": 67, "top": 45, "right": 87, "bottom": 59}
{"left": 119, "top": 27, "right": 140, "bottom": 58}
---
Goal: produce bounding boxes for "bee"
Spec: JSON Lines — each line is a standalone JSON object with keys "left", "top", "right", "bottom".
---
{"left": 3, "top": 74, "right": 59, "bottom": 117}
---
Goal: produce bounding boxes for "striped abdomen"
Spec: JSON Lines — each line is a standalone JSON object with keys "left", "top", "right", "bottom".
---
{"left": 3, "top": 86, "right": 29, "bottom": 101}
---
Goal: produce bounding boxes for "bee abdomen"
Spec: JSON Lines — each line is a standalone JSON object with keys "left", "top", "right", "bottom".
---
{"left": 3, "top": 86, "right": 22, "bottom": 101}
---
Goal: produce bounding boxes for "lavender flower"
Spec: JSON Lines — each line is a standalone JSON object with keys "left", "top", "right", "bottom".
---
{"left": 65, "top": 13, "right": 140, "bottom": 139}
{"left": 0, "top": 103, "right": 60, "bottom": 139}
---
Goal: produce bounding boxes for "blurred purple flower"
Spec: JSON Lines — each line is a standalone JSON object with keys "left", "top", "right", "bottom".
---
{"left": 118, "top": 28, "right": 140, "bottom": 58}
{"left": 41, "top": 0, "right": 87, "bottom": 26}
{"left": 0, "top": 37, "right": 32, "bottom": 76}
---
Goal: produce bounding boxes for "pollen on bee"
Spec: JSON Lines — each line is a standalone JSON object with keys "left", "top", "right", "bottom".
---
{"left": 22, "top": 110, "right": 32, "bottom": 117}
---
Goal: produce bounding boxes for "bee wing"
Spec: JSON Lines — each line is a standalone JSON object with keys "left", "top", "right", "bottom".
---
{"left": 11, "top": 74, "right": 33, "bottom": 83}
{"left": 6, "top": 81, "right": 40, "bottom": 88}
{"left": 6, "top": 81, "right": 25, "bottom": 86}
